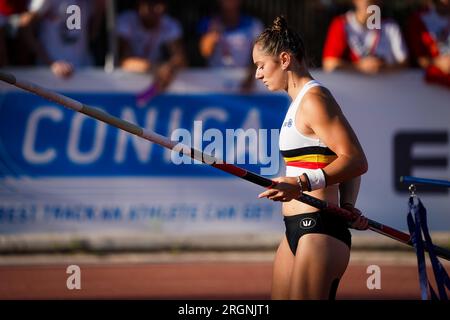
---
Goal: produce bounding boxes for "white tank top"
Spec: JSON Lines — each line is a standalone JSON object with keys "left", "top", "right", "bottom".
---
{"left": 279, "top": 80, "right": 338, "bottom": 180}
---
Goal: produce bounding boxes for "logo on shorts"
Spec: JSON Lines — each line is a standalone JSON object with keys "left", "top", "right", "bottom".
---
{"left": 300, "top": 217, "right": 316, "bottom": 229}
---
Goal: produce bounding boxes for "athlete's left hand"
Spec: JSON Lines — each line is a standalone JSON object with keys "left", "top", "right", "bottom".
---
{"left": 257, "top": 177, "right": 301, "bottom": 202}
{"left": 342, "top": 203, "right": 369, "bottom": 230}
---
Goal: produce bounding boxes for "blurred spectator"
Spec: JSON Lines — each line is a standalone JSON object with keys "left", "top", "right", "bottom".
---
{"left": 0, "top": 0, "right": 34, "bottom": 66}
{"left": 117, "top": 0, "right": 186, "bottom": 92}
{"left": 0, "top": 13, "right": 6, "bottom": 67}
{"left": 323, "top": 0, "right": 408, "bottom": 74}
{"left": 26, "top": 0, "right": 104, "bottom": 78}
{"left": 407, "top": 0, "right": 450, "bottom": 88}
{"left": 198, "top": 0, "right": 263, "bottom": 91}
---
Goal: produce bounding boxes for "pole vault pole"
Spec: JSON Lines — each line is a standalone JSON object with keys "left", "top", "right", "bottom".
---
{"left": 1, "top": 72, "right": 449, "bottom": 261}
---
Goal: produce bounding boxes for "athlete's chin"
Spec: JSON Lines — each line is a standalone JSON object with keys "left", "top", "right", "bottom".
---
{"left": 264, "top": 84, "right": 280, "bottom": 92}
{"left": 268, "top": 85, "right": 283, "bottom": 92}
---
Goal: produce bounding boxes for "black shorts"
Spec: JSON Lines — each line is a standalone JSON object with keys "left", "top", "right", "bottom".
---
{"left": 283, "top": 211, "right": 352, "bottom": 255}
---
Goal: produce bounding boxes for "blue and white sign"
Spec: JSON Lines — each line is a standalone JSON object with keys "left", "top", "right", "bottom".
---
{"left": 0, "top": 73, "right": 289, "bottom": 237}
{"left": 0, "top": 69, "right": 449, "bottom": 247}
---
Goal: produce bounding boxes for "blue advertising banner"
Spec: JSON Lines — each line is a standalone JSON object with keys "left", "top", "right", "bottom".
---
{"left": 0, "top": 92, "right": 288, "bottom": 177}
{"left": 0, "top": 85, "right": 288, "bottom": 237}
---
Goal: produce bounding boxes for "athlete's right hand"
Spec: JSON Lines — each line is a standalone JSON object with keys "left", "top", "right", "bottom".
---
{"left": 257, "top": 177, "right": 302, "bottom": 202}
{"left": 342, "top": 204, "right": 369, "bottom": 230}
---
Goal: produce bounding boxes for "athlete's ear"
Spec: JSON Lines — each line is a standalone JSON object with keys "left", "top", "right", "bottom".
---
{"left": 279, "top": 52, "right": 291, "bottom": 70}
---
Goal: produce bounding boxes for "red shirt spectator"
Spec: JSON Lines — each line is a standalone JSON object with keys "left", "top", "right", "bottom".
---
{"left": 0, "top": 0, "right": 32, "bottom": 66}
{"left": 0, "top": 0, "right": 28, "bottom": 15}
{"left": 323, "top": 1, "right": 408, "bottom": 74}
{"left": 407, "top": 1, "right": 450, "bottom": 88}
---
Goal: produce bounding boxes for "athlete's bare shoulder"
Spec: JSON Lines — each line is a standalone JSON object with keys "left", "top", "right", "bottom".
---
{"left": 300, "top": 85, "right": 343, "bottom": 123}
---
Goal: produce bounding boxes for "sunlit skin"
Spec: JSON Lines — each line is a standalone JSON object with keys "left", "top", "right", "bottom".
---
{"left": 252, "top": 44, "right": 369, "bottom": 229}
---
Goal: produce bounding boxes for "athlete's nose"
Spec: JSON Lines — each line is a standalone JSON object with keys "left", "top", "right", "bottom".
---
{"left": 255, "top": 68, "right": 263, "bottom": 80}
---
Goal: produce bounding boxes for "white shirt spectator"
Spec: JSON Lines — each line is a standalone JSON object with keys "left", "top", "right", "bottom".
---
{"left": 199, "top": 15, "right": 263, "bottom": 68}
{"left": 29, "top": 0, "right": 93, "bottom": 67}
{"left": 117, "top": 10, "right": 182, "bottom": 64}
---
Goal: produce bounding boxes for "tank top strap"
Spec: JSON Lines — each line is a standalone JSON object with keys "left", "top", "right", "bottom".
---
{"left": 288, "top": 80, "right": 323, "bottom": 115}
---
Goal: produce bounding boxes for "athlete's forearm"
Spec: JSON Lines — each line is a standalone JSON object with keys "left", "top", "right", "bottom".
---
{"left": 339, "top": 175, "right": 361, "bottom": 207}
{"left": 322, "top": 153, "right": 367, "bottom": 187}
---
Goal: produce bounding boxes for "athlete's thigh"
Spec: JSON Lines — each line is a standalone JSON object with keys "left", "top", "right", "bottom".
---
{"left": 289, "top": 233, "right": 350, "bottom": 300}
{"left": 271, "top": 235, "right": 295, "bottom": 300}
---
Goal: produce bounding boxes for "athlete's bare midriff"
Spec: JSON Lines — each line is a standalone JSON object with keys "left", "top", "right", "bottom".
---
{"left": 282, "top": 185, "right": 339, "bottom": 216}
